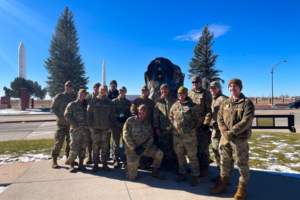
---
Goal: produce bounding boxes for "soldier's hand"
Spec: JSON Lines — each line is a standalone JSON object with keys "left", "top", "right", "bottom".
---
{"left": 222, "top": 131, "right": 233, "bottom": 140}
{"left": 107, "top": 128, "right": 112, "bottom": 133}
{"left": 89, "top": 127, "right": 94, "bottom": 132}
{"left": 134, "top": 146, "right": 146, "bottom": 156}
{"left": 155, "top": 129, "right": 161, "bottom": 136}
{"left": 203, "top": 124, "right": 210, "bottom": 131}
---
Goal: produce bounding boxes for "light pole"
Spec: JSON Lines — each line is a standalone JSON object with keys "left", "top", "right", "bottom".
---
{"left": 271, "top": 60, "right": 287, "bottom": 106}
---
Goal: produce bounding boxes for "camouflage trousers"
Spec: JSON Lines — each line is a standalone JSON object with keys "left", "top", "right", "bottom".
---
{"left": 51, "top": 121, "right": 70, "bottom": 157}
{"left": 196, "top": 126, "right": 211, "bottom": 171}
{"left": 112, "top": 125, "right": 125, "bottom": 160}
{"left": 92, "top": 129, "right": 110, "bottom": 162}
{"left": 220, "top": 136, "right": 250, "bottom": 184}
{"left": 68, "top": 128, "right": 89, "bottom": 162}
{"left": 160, "top": 130, "right": 176, "bottom": 166}
{"left": 126, "top": 145, "right": 163, "bottom": 180}
{"left": 211, "top": 129, "right": 234, "bottom": 174}
{"left": 173, "top": 134, "right": 200, "bottom": 176}
{"left": 86, "top": 130, "right": 93, "bottom": 152}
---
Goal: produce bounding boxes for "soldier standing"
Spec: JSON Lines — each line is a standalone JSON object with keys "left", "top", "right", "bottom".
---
{"left": 87, "top": 85, "right": 115, "bottom": 172}
{"left": 130, "top": 86, "right": 155, "bottom": 169}
{"left": 112, "top": 86, "right": 131, "bottom": 168}
{"left": 210, "top": 78, "right": 255, "bottom": 200}
{"left": 64, "top": 89, "right": 89, "bottom": 172}
{"left": 209, "top": 81, "right": 234, "bottom": 184}
{"left": 188, "top": 75, "right": 212, "bottom": 176}
{"left": 169, "top": 86, "right": 203, "bottom": 186}
{"left": 51, "top": 81, "right": 77, "bottom": 168}
{"left": 153, "top": 84, "right": 177, "bottom": 171}
{"left": 123, "top": 105, "right": 165, "bottom": 180}
{"left": 85, "top": 82, "right": 101, "bottom": 164}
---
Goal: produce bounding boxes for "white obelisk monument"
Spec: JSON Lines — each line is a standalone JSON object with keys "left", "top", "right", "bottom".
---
{"left": 18, "top": 41, "right": 27, "bottom": 106}
{"left": 18, "top": 41, "right": 26, "bottom": 79}
{"left": 102, "top": 60, "right": 106, "bottom": 86}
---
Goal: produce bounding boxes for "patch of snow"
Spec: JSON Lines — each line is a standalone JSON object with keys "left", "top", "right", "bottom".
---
{"left": 268, "top": 165, "right": 300, "bottom": 174}
{"left": 0, "top": 186, "right": 8, "bottom": 194}
{"left": 289, "top": 163, "right": 300, "bottom": 167}
{"left": 0, "top": 154, "right": 52, "bottom": 164}
{"left": 270, "top": 149, "right": 281, "bottom": 153}
{"left": 0, "top": 109, "right": 51, "bottom": 115}
{"left": 251, "top": 167, "right": 300, "bottom": 179}
{"left": 249, "top": 157, "right": 270, "bottom": 161}
{"left": 260, "top": 135, "right": 276, "bottom": 138}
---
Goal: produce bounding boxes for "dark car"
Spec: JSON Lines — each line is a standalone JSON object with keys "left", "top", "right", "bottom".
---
{"left": 289, "top": 100, "right": 300, "bottom": 109}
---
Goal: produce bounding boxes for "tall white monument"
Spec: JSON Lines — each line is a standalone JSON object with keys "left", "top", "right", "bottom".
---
{"left": 18, "top": 41, "right": 26, "bottom": 79}
{"left": 102, "top": 60, "right": 106, "bottom": 86}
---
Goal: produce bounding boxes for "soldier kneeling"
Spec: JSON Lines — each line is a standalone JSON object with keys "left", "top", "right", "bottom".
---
{"left": 123, "top": 105, "right": 165, "bottom": 180}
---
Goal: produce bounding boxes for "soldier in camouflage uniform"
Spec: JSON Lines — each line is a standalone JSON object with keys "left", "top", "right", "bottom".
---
{"left": 209, "top": 81, "right": 234, "bottom": 184}
{"left": 85, "top": 82, "right": 101, "bottom": 164}
{"left": 210, "top": 78, "right": 255, "bottom": 200}
{"left": 87, "top": 85, "right": 115, "bottom": 172}
{"left": 64, "top": 89, "right": 89, "bottom": 172}
{"left": 153, "top": 83, "right": 177, "bottom": 171}
{"left": 188, "top": 75, "right": 212, "bottom": 176}
{"left": 112, "top": 86, "right": 131, "bottom": 168}
{"left": 123, "top": 105, "right": 165, "bottom": 180}
{"left": 130, "top": 86, "right": 155, "bottom": 169}
{"left": 169, "top": 86, "right": 203, "bottom": 186}
{"left": 51, "top": 81, "right": 77, "bottom": 168}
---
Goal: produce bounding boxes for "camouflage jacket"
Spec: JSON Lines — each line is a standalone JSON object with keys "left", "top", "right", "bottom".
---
{"left": 112, "top": 95, "right": 131, "bottom": 127}
{"left": 130, "top": 96, "right": 154, "bottom": 125}
{"left": 169, "top": 97, "right": 203, "bottom": 136}
{"left": 87, "top": 95, "right": 115, "bottom": 129}
{"left": 153, "top": 95, "right": 177, "bottom": 132}
{"left": 86, "top": 93, "right": 98, "bottom": 105}
{"left": 123, "top": 116, "right": 154, "bottom": 154}
{"left": 51, "top": 92, "right": 77, "bottom": 123}
{"left": 211, "top": 92, "right": 228, "bottom": 130}
{"left": 217, "top": 93, "right": 255, "bottom": 140}
{"left": 188, "top": 87, "right": 212, "bottom": 126}
{"left": 64, "top": 99, "right": 88, "bottom": 130}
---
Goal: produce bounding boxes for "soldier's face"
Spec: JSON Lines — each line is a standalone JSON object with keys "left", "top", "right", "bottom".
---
{"left": 178, "top": 93, "right": 187, "bottom": 102}
{"left": 141, "top": 89, "right": 148, "bottom": 97}
{"left": 100, "top": 88, "right": 108, "bottom": 96}
{"left": 78, "top": 93, "right": 87, "bottom": 101}
{"left": 229, "top": 84, "right": 241, "bottom": 96}
{"left": 93, "top": 86, "right": 99, "bottom": 94}
{"left": 192, "top": 81, "right": 201, "bottom": 90}
{"left": 65, "top": 85, "right": 73, "bottom": 94}
{"left": 210, "top": 86, "right": 221, "bottom": 96}
{"left": 138, "top": 109, "right": 147, "bottom": 120}
{"left": 110, "top": 83, "right": 117, "bottom": 91}
{"left": 161, "top": 88, "right": 169, "bottom": 97}
{"left": 119, "top": 89, "right": 126, "bottom": 98}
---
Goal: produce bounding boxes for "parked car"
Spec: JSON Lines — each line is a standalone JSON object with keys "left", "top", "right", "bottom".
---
{"left": 288, "top": 100, "right": 300, "bottom": 109}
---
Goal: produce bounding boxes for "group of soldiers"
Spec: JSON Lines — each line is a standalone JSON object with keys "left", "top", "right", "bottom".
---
{"left": 50, "top": 76, "right": 254, "bottom": 200}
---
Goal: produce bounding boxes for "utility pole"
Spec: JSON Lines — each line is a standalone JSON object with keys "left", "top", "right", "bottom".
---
{"left": 271, "top": 60, "right": 287, "bottom": 106}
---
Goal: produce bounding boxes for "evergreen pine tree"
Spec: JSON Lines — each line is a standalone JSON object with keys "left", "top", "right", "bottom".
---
{"left": 44, "top": 7, "right": 89, "bottom": 97}
{"left": 188, "top": 24, "right": 224, "bottom": 89}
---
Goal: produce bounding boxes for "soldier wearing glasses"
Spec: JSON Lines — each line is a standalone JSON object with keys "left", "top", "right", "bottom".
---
{"left": 51, "top": 81, "right": 77, "bottom": 168}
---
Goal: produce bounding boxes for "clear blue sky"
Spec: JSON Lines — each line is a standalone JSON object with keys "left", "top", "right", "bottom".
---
{"left": 0, "top": 0, "right": 299, "bottom": 98}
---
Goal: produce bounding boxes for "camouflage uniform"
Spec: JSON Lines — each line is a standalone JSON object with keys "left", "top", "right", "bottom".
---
{"left": 64, "top": 100, "right": 89, "bottom": 162}
{"left": 87, "top": 96, "right": 115, "bottom": 162}
{"left": 85, "top": 93, "right": 98, "bottom": 156}
{"left": 130, "top": 96, "right": 154, "bottom": 124}
{"left": 211, "top": 91, "right": 234, "bottom": 174}
{"left": 189, "top": 87, "right": 212, "bottom": 171}
{"left": 169, "top": 97, "right": 203, "bottom": 176}
{"left": 51, "top": 92, "right": 77, "bottom": 158}
{"left": 153, "top": 95, "right": 177, "bottom": 167}
{"left": 123, "top": 116, "right": 163, "bottom": 180}
{"left": 218, "top": 93, "right": 255, "bottom": 184}
{"left": 112, "top": 96, "right": 131, "bottom": 161}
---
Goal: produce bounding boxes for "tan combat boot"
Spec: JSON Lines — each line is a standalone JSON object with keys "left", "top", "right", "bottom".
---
{"left": 78, "top": 159, "right": 86, "bottom": 171}
{"left": 102, "top": 160, "right": 111, "bottom": 172}
{"left": 176, "top": 173, "right": 187, "bottom": 182}
{"left": 69, "top": 162, "right": 75, "bottom": 173}
{"left": 151, "top": 166, "right": 165, "bottom": 180}
{"left": 113, "top": 158, "right": 120, "bottom": 168}
{"left": 234, "top": 182, "right": 247, "bottom": 200}
{"left": 51, "top": 157, "right": 58, "bottom": 168}
{"left": 191, "top": 176, "right": 200, "bottom": 186}
{"left": 199, "top": 169, "right": 209, "bottom": 177}
{"left": 211, "top": 175, "right": 221, "bottom": 182}
{"left": 85, "top": 150, "right": 93, "bottom": 164}
{"left": 209, "top": 178, "right": 228, "bottom": 194}
{"left": 91, "top": 161, "right": 99, "bottom": 172}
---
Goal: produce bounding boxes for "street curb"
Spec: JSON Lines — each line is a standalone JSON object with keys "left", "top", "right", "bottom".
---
{"left": 0, "top": 120, "right": 56, "bottom": 124}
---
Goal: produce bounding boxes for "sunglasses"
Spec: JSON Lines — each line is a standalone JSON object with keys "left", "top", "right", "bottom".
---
{"left": 65, "top": 85, "right": 73, "bottom": 87}
{"left": 192, "top": 81, "right": 199, "bottom": 84}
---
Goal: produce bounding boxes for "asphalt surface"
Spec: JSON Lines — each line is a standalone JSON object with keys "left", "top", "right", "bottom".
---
{"left": 0, "top": 114, "right": 55, "bottom": 122}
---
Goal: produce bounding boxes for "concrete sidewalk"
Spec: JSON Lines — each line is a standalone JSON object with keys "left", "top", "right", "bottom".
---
{"left": 1, "top": 160, "right": 300, "bottom": 200}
